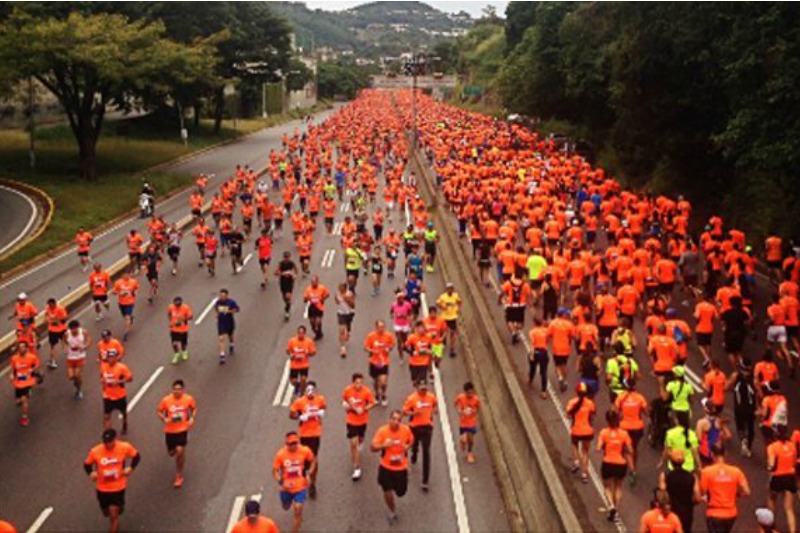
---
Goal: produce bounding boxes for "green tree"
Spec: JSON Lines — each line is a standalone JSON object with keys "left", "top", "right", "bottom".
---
{"left": 286, "top": 58, "right": 314, "bottom": 92}
{"left": 317, "top": 63, "right": 370, "bottom": 100}
{"left": 0, "top": 9, "right": 217, "bottom": 180}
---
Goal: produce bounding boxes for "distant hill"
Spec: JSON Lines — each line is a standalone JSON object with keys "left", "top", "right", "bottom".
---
{"left": 270, "top": 1, "right": 472, "bottom": 58}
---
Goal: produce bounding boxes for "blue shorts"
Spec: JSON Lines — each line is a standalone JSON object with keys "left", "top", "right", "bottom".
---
{"left": 459, "top": 427, "right": 478, "bottom": 435}
{"left": 280, "top": 489, "right": 307, "bottom": 509}
{"left": 119, "top": 304, "right": 134, "bottom": 317}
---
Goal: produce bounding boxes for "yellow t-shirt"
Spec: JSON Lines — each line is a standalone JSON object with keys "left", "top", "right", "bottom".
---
{"left": 437, "top": 293, "right": 461, "bottom": 321}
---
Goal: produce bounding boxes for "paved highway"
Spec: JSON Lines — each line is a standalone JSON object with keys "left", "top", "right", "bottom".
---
{"left": 0, "top": 108, "right": 507, "bottom": 532}
{"left": 0, "top": 183, "right": 39, "bottom": 258}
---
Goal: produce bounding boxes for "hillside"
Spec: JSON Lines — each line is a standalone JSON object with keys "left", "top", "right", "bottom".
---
{"left": 271, "top": 1, "right": 472, "bottom": 58}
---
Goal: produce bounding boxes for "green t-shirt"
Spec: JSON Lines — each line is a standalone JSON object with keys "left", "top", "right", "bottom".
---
{"left": 345, "top": 248, "right": 361, "bottom": 270}
{"left": 605, "top": 355, "right": 639, "bottom": 392}
{"left": 664, "top": 426, "right": 699, "bottom": 472}
{"left": 526, "top": 255, "right": 547, "bottom": 281}
{"left": 666, "top": 379, "right": 694, "bottom": 413}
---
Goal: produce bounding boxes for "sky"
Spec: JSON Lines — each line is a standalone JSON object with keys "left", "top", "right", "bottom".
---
{"left": 302, "top": 1, "right": 510, "bottom": 18}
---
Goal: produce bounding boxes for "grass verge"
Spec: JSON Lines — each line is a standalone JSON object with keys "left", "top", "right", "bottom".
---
{"left": 0, "top": 102, "right": 331, "bottom": 273}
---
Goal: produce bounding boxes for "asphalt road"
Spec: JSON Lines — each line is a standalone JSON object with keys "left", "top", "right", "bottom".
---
{"left": 0, "top": 183, "right": 39, "bottom": 258}
{"left": 0, "top": 116, "right": 508, "bottom": 532}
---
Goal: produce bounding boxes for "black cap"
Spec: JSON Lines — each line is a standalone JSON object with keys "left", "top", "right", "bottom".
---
{"left": 101, "top": 329, "right": 112, "bottom": 338}
{"left": 102, "top": 428, "right": 117, "bottom": 442}
{"left": 244, "top": 500, "right": 260, "bottom": 516}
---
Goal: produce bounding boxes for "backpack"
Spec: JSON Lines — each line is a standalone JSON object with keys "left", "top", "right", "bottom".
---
{"left": 672, "top": 323, "right": 686, "bottom": 345}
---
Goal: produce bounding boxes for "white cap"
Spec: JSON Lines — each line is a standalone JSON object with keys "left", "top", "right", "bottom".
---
{"left": 755, "top": 508, "right": 774, "bottom": 527}
{"left": 17, "top": 292, "right": 27, "bottom": 300}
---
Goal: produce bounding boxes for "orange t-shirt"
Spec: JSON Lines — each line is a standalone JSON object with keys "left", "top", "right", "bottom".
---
{"left": 455, "top": 392, "right": 481, "bottom": 429}
{"left": 167, "top": 304, "right": 193, "bottom": 333}
{"left": 547, "top": 318, "right": 574, "bottom": 357}
{"left": 615, "top": 391, "right": 648, "bottom": 431}
{"left": 566, "top": 397, "right": 595, "bottom": 437}
{"left": 10, "top": 352, "right": 40, "bottom": 389}
{"left": 98, "top": 338, "right": 125, "bottom": 362}
{"left": 85, "top": 441, "right": 139, "bottom": 492}
{"left": 273, "top": 445, "right": 315, "bottom": 493}
{"left": 231, "top": 516, "right": 279, "bottom": 533}
{"left": 529, "top": 326, "right": 548, "bottom": 350}
{"left": 100, "top": 361, "right": 132, "bottom": 400}
{"left": 694, "top": 302, "right": 717, "bottom": 334}
{"left": 158, "top": 393, "right": 196, "bottom": 433}
{"left": 113, "top": 278, "right": 139, "bottom": 306}
{"left": 371, "top": 423, "right": 414, "bottom": 471}
{"left": 768, "top": 440, "right": 797, "bottom": 477}
{"left": 290, "top": 395, "right": 327, "bottom": 437}
{"left": 304, "top": 285, "right": 330, "bottom": 311}
{"left": 639, "top": 509, "right": 683, "bottom": 533}
{"left": 598, "top": 427, "right": 631, "bottom": 465}
{"left": 364, "top": 330, "right": 396, "bottom": 367}
{"left": 649, "top": 335, "right": 678, "bottom": 373}
{"left": 89, "top": 271, "right": 111, "bottom": 297}
{"left": 287, "top": 336, "right": 316, "bottom": 370}
{"left": 45, "top": 305, "right": 68, "bottom": 333}
{"left": 403, "top": 391, "right": 437, "bottom": 427}
{"left": 342, "top": 384, "right": 376, "bottom": 426}
{"left": 700, "top": 463, "right": 747, "bottom": 519}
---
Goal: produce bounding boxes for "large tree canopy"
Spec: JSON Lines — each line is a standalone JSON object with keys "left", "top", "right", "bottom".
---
{"left": 0, "top": 9, "right": 217, "bottom": 180}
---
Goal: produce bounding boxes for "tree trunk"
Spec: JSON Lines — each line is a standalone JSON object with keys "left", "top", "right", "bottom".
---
{"left": 213, "top": 87, "right": 225, "bottom": 134}
{"left": 78, "top": 133, "right": 98, "bottom": 181}
{"left": 193, "top": 99, "right": 201, "bottom": 128}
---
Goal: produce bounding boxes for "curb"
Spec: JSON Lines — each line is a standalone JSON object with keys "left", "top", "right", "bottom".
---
{"left": 0, "top": 178, "right": 55, "bottom": 262}
{"left": 410, "top": 144, "right": 586, "bottom": 533}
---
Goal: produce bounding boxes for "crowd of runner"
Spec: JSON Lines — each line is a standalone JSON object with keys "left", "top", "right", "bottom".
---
{"left": 3, "top": 88, "right": 799, "bottom": 532}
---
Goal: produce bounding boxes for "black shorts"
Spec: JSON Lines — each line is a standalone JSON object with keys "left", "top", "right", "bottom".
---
{"left": 724, "top": 336, "right": 745, "bottom": 353}
{"left": 15, "top": 387, "right": 31, "bottom": 399}
{"left": 768, "top": 260, "right": 782, "bottom": 269}
{"left": 554, "top": 354, "right": 569, "bottom": 366}
{"left": 529, "top": 279, "right": 543, "bottom": 291}
{"left": 337, "top": 313, "right": 354, "bottom": 328}
{"left": 129, "top": 253, "right": 141, "bottom": 264}
{"left": 377, "top": 466, "right": 408, "bottom": 497}
{"left": 300, "top": 436, "right": 320, "bottom": 457}
{"left": 147, "top": 270, "right": 158, "bottom": 282}
{"left": 505, "top": 306, "right": 525, "bottom": 323}
{"left": 274, "top": 219, "right": 283, "bottom": 229}
{"left": 290, "top": 367, "right": 309, "bottom": 380}
{"left": 324, "top": 217, "right": 334, "bottom": 226}
{"left": 446, "top": 319, "right": 457, "bottom": 331}
{"left": 280, "top": 279, "right": 294, "bottom": 294}
{"left": 48, "top": 330, "right": 65, "bottom": 346}
{"left": 599, "top": 325, "right": 615, "bottom": 340}
{"left": 97, "top": 489, "right": 125, "bottom": 515}
{"left": 369, "top": 364, "right": 388, "bottom": 380}
{"left": 683, "top": 274, "right": 698, "bottom": 287}
{"left": 165, "top": 431, "right": 188, "bottom": 452}
{"left": 93, "top": 294, "right": 108, "bottom": 303}
{"left": 697, "top": 332, "right": 712, "bottom": 346}
{"left": 170, "top": 331, "right": 188, "bottom": 346}
{"left": 659, "top": 282, "right": 675, "bottom": 294}
{"left": 771, "top": 474, "right": 797, "bottom": 494}
{"left": 627, "top": 428, "right": 644, "bottom": 449}
{"left": 571, "top": 434, "right": 594, "bottom": 445}
{"left": 78, "top": 251, "right": 89, "bottom": 257}
{"left": 346, "top": 424, "right": 367, "bottom": 440}
{"left": 218, "top": 326, "right": 235, "bottom": 337}
{"left": 308, "top": 305, "right": 323, "bottom": 319}
{"left": 410, "top": 365, "right": 428, "bottom": 383}
{"left": 167, "top": 246, "right": 181, "bottom": 261}
{"left": 788, "top": 326, "right": 799, "bottom": 339}
{"left": 601, "top": 462, "right": 628, "bottom": 480}
{"left": 346, "top": 268, "right": 360, "bottom": 279}
{"left": 103, "top": 398, "right": 128, "bottom": 415}
{"left": 259, "top": 258, "right": 271, "bottom": 267}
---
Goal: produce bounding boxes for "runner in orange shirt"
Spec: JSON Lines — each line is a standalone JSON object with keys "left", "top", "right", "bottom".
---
{"left": 342, "top": 372, "right": 376, "bottom": 480}
{"left": 10, "top": 340, "right": 40, "bottom": 427}
{"left": 548, "top": 307, "right": 576, "bottom": 392}
{"left": 364, "top": 320, "right": 396, "bottom": 406}
{"left": 638, "top": 490, "right": 684, "bottom": 533}
{"left": 44, "top": 297, "right": 68, "bottom": 369}
{"left": 371, "top": 410, "right": 414, "bottom": 524}
{"left": 498, "top": 274, "right": 532, "bottom": 345}
{"left": 597, "top": 410, "right": 633, "bottom": 522}
{"left": 289, "top": 381, "right": 326, "bottom": 498}
{"left": 766, "top": 424, "right": 797, "bottom": 533}
{"left": 83, "top": 429, "right": 141, "bottom": 533}
{"left": 100, "top": 351, "right": 133, "bottom": 435}
{"left": 693, "top": 293, "right": 717, "bottom": 366}
{"left": 166, "top": 296, "right": 193, "bottom": 365}
{"left": 287, "top": 326, "right": 316, "bottom": 397}
{"left": 231, "top": 500, "right": 279, "bottom": 533}
{"left": 528, "top": 317, "right": 550, "bottom": 399}
{"left": 272, "top": 432, "right": 316, "bottom": 533}
{"left": 403, "top": 380, "right": 437, "bottom": 491}
{"left": 455, "top": 382, "right": 481, "bottom": 464}
{"left": 303, "top": 276, "right": 330, "bottom": 340}
{"left": 156, "top": 379, "right": 196, "bottom": 488}
{"left": 88, "top": 263, "right": 112, "bottom": 321}
{"left": 567, "top": 382, "right": 595, "bottom": 483}
{"left": 75, "top": 227, "right": 94, "bottom": 271}
{"left": 699, "top": 444, "right": 750, "bottom": 533}
{"left": 112, "top": 272, "right": 139, "bottom": 341}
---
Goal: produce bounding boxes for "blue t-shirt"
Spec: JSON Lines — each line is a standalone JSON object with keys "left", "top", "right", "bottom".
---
{"left": 216, "top": 298, "right": 240, "bottom": 330}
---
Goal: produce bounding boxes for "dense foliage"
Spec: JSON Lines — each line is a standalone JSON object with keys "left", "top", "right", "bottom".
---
{"left": 497, "top": 1, "right": 800, "bottom": 242}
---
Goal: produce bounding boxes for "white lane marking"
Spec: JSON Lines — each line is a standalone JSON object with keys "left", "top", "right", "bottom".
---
{"left": 303, "top": 302, "right": 309, "bottom": 319}
{"left": 194, "top": 297, "right": 218, "bottom": 325}
{"left": 521, "top": 333, "right": 627, "bottom": 533}
{"left": 333, "top": 222, "right": 342, "bottom": 236}
{"left": 242, "top": 253, "right": 253, "bottom": 267}
{"left": 225, "top": 495, "right": 246, "bottom": 533}
{"left": 282, "top": 381, "right": 294, "bottom": 407}
{"left": 250, "top": 492, "right": 262, "bottom": 503}
{"left": 0, "top": 364, "right": 9, "bottom": 378}
{"left": 0, "top": 185, "right": 39, "bottom": 257}
{"left": 343, "top": 202, "right": 350, "bottom": 212}
{"left": 420, "top": 293, "right": 471, "bottom": 533}
{"left": 320, "top": 249, "right": 332, "bottom": 268}
{"left": 685, "top": 367, "right": 703, "bottom": 393}
{"left": 404, "top": 200, "right": 411, "bottom": 227}
{"left": 126, "top": 366, "right": 164, "bottom": 414}
{"left": 272, "top": 360, "right": 291, "bottom": 406}
{"left": 323, "top": 249, "right": 336, "bottom": 269}
{"left": 25, "top": 506, "right": 54, "bottom": 533}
